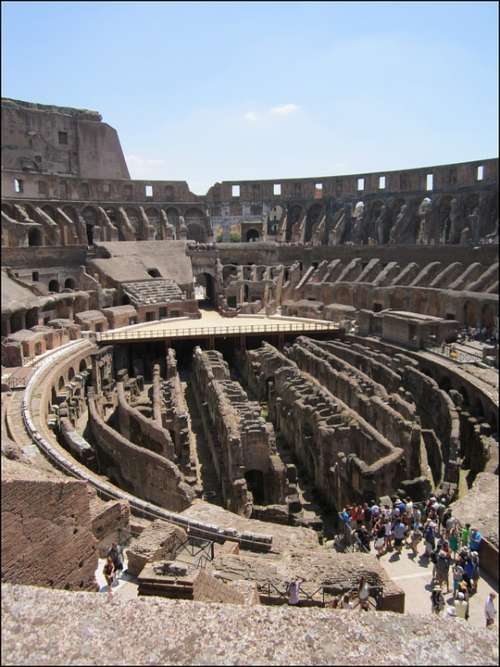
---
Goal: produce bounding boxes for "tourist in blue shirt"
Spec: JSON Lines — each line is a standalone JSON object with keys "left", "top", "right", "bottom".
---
{"left": 469, "top": 528, "right": 482, "bottom": 553}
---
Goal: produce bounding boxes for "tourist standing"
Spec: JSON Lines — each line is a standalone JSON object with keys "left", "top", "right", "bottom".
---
{"left": 461, "top": 523, "right": 471, "bottom": 547}
{"left": 454, "top": 592, "right": 468, "bottom": 620}
{"left": 374, "top": 522, "right": 386, "bottom": 557}
{"left": 469, "top": 527, "right": 482, "bottom": 553}
{"left": 393, "top": 519, "right": 406, "bottom": 555}
{"left": 449, "top": 526, "right": 460, "bottom": 562}
{"left": 410, "top": 524, "right": 423, "bottom": 557}
{"left": 431, "top": 585, "right": 445, "bottom": 615}
{"left": 485, "top": 593, "right": 496, "bottom": 628}
{"left": 107, "top": 542, "right": 124, "bottom": 583}
{"left": 103, "top": 556, "right": 115, "bottom": 600}
{"left": 358, "top": 577, "right": 370, "bottom": 611}
{"left": 452, "top": 562, "right": 464, "bottom": 599}
{"left": 288, "top": 577, "right": 303, "bottom": 606}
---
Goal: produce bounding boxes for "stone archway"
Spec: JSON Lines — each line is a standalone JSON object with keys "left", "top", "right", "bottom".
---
{"left": 463, "top": 301, "right": 479, "bottom": 328}
{"left": 186, "top": 222, "right": 206, "bottom": 243}
{"left": 246, "top": 228, "right": 260, "bottom": 242}
{"left": 481, "top": 303, "right": 496, "bottom": 334}
{"left": 28, "top": 228, "right": 42, "bottom": 246}
{"left": 304, "top": 203, "right": 323, "bottom": 243}
{"left": 286, "top": 205, "right": 303, "bottom": 242}
{"left": 194, "top": 272, "right": 215, "bottom": 307}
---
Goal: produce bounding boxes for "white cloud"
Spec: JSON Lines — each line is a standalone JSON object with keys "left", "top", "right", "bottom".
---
{"left": 269, "top": 103, "right": 299, "bottom": 116}
{"left": 243, "top": 111, "right": 258, "bottom": 122}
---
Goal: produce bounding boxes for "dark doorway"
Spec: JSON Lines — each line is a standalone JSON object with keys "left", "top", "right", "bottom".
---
{"left": 28, "top": 228, "right": 42, "bottom": 246}
{"left": 245, "top": 469, "right": 265, "bottom": 505}
{"left": 48, "top": 280, "right": 60, "bottom": 293}
{"left": 86, "top": 224, "right": 94, "bottom": 246}
{"left": 246, "top": 229, "right": 260, "bottom": 242}
{"left": 195, "top": 273, "right": 215, "bottom": 307}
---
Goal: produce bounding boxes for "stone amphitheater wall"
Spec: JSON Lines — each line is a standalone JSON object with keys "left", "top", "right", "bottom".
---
{"left": 87, "top": 393, "right": 194, "bottom": 512}
{"left": 1, "top": 458, "right": 98, "bottom": 591}
{"left": 116, "top": 381, "right": 175, "bottom": 459}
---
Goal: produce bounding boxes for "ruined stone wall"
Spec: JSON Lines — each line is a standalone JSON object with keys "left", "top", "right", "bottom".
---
{"left": 116, "top": 381, "right": 175, "bottom": 459}
{"left": 191, "top": 347, "right": 287, "bottom": 516}
{"left": 159, "top": 351, "right": 193, "bottom": 471}
{"left": 87, "top": 392, "right": 195, "bottom": 512}
{"left": 1, "top": 98, "right": 130, "bottom": 179}
{"left": 1, "top": 457, "right": 98, "bottom": 591}
{"left": 245, "top": 343, "right": 405, "bottom": 508}
{"left": 288, "top": 337, "right": 423, "bottom": 482}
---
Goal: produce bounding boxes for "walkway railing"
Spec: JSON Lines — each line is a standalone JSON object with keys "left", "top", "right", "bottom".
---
{"left": 95, "top": 320, "right": 339, "bottom": 342}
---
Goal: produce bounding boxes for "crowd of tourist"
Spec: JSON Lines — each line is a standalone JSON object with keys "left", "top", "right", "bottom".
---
{"left": 338, "top": 493, "right": 496, "bottom": 627}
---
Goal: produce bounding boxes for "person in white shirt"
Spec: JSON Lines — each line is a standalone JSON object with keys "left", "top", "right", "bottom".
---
{"left": 287, "top": 577, "right": 303, "bottom": 606}
{"left": 341, "top": 594, "right": 352, "bottom": 609}
{"left": 454, "top": 592, "right": 468, "bottom": 620}
{"left": 358, "top": 577, "right": 370, "bottom": 611}
{"left": 485, "top": 592, "right": 496, "bottom": 628}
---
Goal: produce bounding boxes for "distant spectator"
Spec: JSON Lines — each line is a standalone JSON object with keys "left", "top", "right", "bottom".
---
{"left": 393, "top": 519, "right": 406, "bottom": 554}
{"left": 461, "top": 523, "right": 471, "bottom": 546}
{"left": 431, "top": 585, "right": 445, "bottom": 615}
{"left": 410, "top": 524, "right": 423, "bottom": 557}
{"left": 471, "top": 551, "right": 480, "bottom": 593}
{"left": 454, "top": 592, "right": 468, "bottom": 620}
{"left": 107, "top": 542, "right": 124, "bottom": 583}
{"left": 452, "top": 562, "right": 464, "bottom": 599}
{"left": 449, "top": 526, "right": 460, "bottom": 561}
{"left": 287, "top": 577, "right": 304, "bottom": 606}
{"left": 341, "top": 593, "right": 352, "bottom": 609}
{"left": 469, "top": 527, "right": 482, "bottom": 553}
{"left": 358, "top": 577, "right": 370, "bottom": 611}
{"left": 485, "top": 593, "right": 496, "bottom": 628}
{"left": 103, "top": 556, "right": 115, "bottom": 600}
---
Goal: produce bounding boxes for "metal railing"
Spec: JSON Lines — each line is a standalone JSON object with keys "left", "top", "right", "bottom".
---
{"left": 95, "top": 320, "right": 339, "bottom": 342}
{"left": 258, "top": 581, "right": 381, "bottom": 609}
{"left": 258, "top": 581, "right": 326, "bottom": 606}
{"left": 169, "top": 533, "right": 216, "bottom": 570}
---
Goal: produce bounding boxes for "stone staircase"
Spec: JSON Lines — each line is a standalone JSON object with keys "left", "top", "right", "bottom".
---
{"left": 122, "top": 279, "right": 184, "bottom": 306}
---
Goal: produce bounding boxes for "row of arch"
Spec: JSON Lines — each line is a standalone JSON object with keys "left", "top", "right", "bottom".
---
{"left": 2, "top": 202, "right": 209, "bottom": 246}
{"left": 272, "top": 191, "right": 497, "bottom": 245}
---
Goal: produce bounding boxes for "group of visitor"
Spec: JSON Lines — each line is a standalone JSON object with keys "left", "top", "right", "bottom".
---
{"left": 338, "top": 493, "right": 496, "bottom": 627}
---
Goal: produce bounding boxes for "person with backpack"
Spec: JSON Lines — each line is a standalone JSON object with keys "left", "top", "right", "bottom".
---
{"left": 424, "top": 521, "right": 436, "bottom": 556}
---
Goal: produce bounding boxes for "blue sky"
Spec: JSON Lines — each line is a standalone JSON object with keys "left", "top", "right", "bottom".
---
{"left": 2, "top": 1, "right": 498, "bottom": 194}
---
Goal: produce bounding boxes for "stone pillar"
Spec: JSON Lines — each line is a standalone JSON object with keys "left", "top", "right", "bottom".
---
{"left": 2, "top": 317, "right": 11, "bottom": 336}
